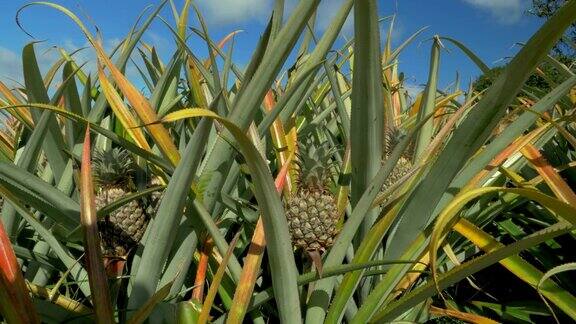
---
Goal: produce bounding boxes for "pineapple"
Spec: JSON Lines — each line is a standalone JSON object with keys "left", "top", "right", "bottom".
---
{"left": 284, "top": 141, "right": 339, "bottom": 253}
{"left": 381, "top": 126, "right": 413, "bottom": 197}
{"left": 145, "top": 175, "right": 164, "bottom": 216}
{"left": 93, "top": 148, "right": 148, "bottom": 257}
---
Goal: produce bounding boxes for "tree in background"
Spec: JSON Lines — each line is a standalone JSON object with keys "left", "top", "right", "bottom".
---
{"left": 472, "top": 60, "right": 571, "bottom": 94}
{"left": 530, "top": 0, "right": 576, "bottom": 56}
{"left": 473, "top": 0, "right": 576, "bottom": 93}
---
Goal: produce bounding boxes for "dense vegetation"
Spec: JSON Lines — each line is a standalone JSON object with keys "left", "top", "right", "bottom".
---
{"left": 1, "top": 1, "right": 576, "bottom": 323}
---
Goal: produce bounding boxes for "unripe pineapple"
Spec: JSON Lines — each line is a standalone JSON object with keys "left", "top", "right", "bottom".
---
{"left": 284, "top": 141, "right": 339, "bottom": 253}
{"left": 381, "top": 126, "right": 413, "bottom": 197}
{"left": 93, "top": 148, "right": 148, "bottom": 257}
{"left": 145, "top": 175, "right": 164, "bottom": 216}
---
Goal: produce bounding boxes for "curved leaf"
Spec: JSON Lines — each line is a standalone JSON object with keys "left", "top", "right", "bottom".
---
{"left": 160, "top": 108, "right": 302, "bottom": 324}
{"left": 79, "top": 127, "right": 114, "bottom": 323}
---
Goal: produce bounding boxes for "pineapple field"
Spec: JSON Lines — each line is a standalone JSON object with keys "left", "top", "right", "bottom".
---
{"left": 1, "top": 0, "right": 576, "bottom": 323}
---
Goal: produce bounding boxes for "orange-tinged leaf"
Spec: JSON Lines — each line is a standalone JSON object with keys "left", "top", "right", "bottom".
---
{"left": 409, "top": 92, "right": 423, "bottom": 117}
{"left": 432, "top": 92, "right": 463, "bottom": 128}
{"left": 198, "top": 233, "right": 241, "bottom": 324}
{"left": 417, "top": 94, "right": 474, "bottom": 165}
{"left": 388, "top": 62, "right": 402, "bottom": 127}
{"left": 203, "top": 30, "right": 244, "bottom": 69}
{"left": 93, "top": 41, "right": 180, "bottom": 165}
{"left": 226, "top": 154, "right": 293, "bottom": 324}
{"left": 391, "top": 252, "right": 430, "bottom": 300}
{"left": 0, "top": 129, "right": 15, "bottom": 156}
{"left": 191, "top": 240, "right": 213, "bottom": 303}
{"left": 185, "top": 57, "right": 209, "bottom": 109}
{"left": 226, "top": 219, "right": 266, "bottom": 324}
{"left": 0, "top": 81, "right": 34, "bottom": 128}
{"left": 537, "top": 108, "right": 576, "bottom": 149}
{"left": 80, "top": 126, "right": 114, "bottom": 323}
{"left": 0, "top": 81, "right": 21, "bottom": 106}
{"left": 274, "top": 150, "right": 294, "bottom": 191}
{"left": 286, "top": 125, "right": 298, "bottom": 190}
{"left": 429, "top": 305, "right": 498, "bottom": 324}
{"left": 97, "top": 64, "right": 151, "bottom": 151}
{"left": 466, "top": 124, "right": 547, "bottom": 189}
{"left": 264, "top": 91, "right": 294, "bottom": 194}
{"left": 0, "top": 219, "right": 39, "bottom": 323}
{"left": 521, "top": 144, "right": 576, "bottom": 206}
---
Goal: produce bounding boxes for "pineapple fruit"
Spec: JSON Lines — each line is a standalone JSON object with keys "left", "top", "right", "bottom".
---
{"left": 93, "top": 148, "right": 151, "bottom": 257}
{"left": 381, "top": 126, "right": 413, "bottom": 196}
{"left": 284, "top": 141, "right": 339, "bottom": 253}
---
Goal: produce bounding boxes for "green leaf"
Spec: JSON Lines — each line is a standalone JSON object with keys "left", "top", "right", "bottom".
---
{"left": 439, "top": 37, "right": 490, "bottom": 73}
{"left": 200, "top": 0, "right": 323, "bottom": 214}
{"left": 325, "top": 203, "right": 403, "bottom": 324}
{"left": 128, "top": 117, "right": 211, "bottom": 310}
{"left": 349, "top": 0, "right": 385, "bottom": 275}
{"left": 537, "top": 263, "right": 576, "bottom": 322}
{"left": 128, "top": 280, "right": 175, "bottom": 324}
{"left": 383, "top": 0, "right": 576, "bottom": 270}
{"left": 414, "top": 36, "right": 441, "bottom": 161}
{"left": 371, "top": 222, "right": 574, "bottom": 322}
{"left": 0, "top": 163, "right": 80, "bottom": 232}
{"left": 0, "top": 188, "right": 91, "bottom": 297}
{"left": 160, "top": 108, "right": 302, "bottom": 324}
{"left": 22, "top": 42, "right": 68, "bottom": 182}
{"left": 1, "top": 103, "right": 174, "bottom": 173}
{"left": 305, "top": 113, "right": 430, "bottom": 323}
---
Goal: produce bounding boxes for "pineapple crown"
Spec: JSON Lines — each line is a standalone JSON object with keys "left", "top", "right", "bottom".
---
{"left": 295, "top": 141, "right": 336, "bottom": 190}
{"left": 92, "top": 147, "right": 135, "bottom": 188}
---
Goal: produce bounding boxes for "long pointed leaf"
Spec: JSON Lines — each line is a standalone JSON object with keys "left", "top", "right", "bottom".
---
{"left": 80, "top": 127, "right": 114, "bottom": 323}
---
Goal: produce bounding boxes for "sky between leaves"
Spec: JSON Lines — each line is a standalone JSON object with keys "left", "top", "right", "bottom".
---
{"left": 0, "top": 0, "right": 544, "bottom": 96}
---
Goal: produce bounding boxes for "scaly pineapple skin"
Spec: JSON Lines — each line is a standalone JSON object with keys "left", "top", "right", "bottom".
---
{"left": 381, "top": 156, "right": 412, "bottom": 193}
{"left": 146, "top": 176, "right": 164, "bottom": 216}
{"left": 96, "top": 187, "right": 147, "bottom": 257}
{"left": 285, "top": 188, "right": 339, "bottom": 251}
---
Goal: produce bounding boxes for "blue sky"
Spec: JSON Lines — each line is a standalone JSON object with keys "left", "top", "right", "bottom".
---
{"left": 0, "top": 0, "right": 544, "bottom": 94}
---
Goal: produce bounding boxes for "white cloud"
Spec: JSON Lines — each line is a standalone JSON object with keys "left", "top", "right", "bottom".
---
{"left": 0, "top": 47, "right": 22, "bottom": 85}
{"left": 297, "top": 1, "right": 402, "bottom": 40}
{"left": 0, "top": 38, "right": 138, "bottom": 89}
{"left": 196, "top": 0, "right": 272, "bottom": 25}
{"left": 195, "top": 0, "right": 354, "bottom": 33}
{"left": 463, "top": 0, "right": 529, "bottom": 24}
{"left": 0, "top": 45, "right": 62, "bottom": 86}
{"left": 314, "top": 0, "right": 354, "bottom": 36}
{"left": 283, "top": 0, "right": 353, "bottom": 35}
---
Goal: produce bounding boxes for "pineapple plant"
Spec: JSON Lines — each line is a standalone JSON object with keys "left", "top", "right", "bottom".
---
{"left": 93, "top": 147, "right": 149, "bottom": 257}
{"left": 1, "top": 1, "right": 576, "bottom": 323}
{"left": 284, "top": 140, "right": 339, "bottom": 254}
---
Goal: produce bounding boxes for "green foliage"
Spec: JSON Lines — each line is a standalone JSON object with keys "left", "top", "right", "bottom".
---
{"left": 92, "top": 148, "right": 135, "bottom": 188}
{"left": 0, "top": 1, "right": 575, "bottom": 323}
{"left": 296, "top": 141, "right": 336, "bottom": 190}
{"left": 472, "top": 57, "right": 573, "bottom": 93}
{"left": 530, "top": 0, "right": 576, "bottom": 56}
